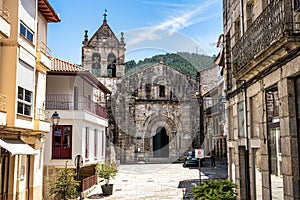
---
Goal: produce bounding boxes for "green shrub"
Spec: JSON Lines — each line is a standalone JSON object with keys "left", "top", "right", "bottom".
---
{"left": 49, "top": 161, "right": 80, "bottom": 200}
{"left": 96, "top": 163, "right": 118, "bottom": 185}
{"left": 192, "top": 179, "right": 237, "bottom": 200}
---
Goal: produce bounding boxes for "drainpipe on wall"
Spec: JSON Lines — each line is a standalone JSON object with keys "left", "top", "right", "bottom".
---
{"left": 16, "top": 155, "right": 20, "bottom": 200}
{"left": 242, "top": 82, "right": 250, "bottom": 200}
{"left": 240, "top": 0, "right": 245, "bottom": 35}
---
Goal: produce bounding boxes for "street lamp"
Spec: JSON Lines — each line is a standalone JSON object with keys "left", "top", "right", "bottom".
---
{"left": 51, "top": 111, "right": 60, "bottom": 126}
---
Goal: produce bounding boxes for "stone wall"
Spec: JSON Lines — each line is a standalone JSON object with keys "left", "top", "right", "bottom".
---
{"left": 109, "top": 63, "right": 200, "bottom": 164}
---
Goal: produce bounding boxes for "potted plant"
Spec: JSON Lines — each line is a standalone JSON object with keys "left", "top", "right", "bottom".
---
{"left": 96, "top": 163, "right": 118, "bottom": 196}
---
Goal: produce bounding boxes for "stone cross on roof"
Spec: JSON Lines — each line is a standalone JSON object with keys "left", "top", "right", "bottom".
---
{"left": 103, "top": 9, "right": 107, "bottom": 23}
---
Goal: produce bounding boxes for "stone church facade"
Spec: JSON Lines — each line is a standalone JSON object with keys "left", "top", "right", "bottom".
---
{"left": 111, "top": 62, "right": 200, "bottom": 163}
{"left": 82, "top": 13, "right": 201, "bottom": 164}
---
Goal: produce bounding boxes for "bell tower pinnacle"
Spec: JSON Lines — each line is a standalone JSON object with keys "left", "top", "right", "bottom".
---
{"left": 103, "top": 9, "right": 107, "bottom": 23}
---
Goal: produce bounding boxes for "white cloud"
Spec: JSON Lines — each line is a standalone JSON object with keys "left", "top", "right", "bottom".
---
{"left": 127, "top": 0, "right": 218, "bottom": 47}
{"left": 154, "top": 0, "right": 217, "bottom": 33}
{"left": 142, "top": 1, "right": 190, "bottom": 8}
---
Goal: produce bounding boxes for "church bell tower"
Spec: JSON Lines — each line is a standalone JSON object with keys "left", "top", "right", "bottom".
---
{"left": 81, "top": 10, "right": 126, "bottom": 80}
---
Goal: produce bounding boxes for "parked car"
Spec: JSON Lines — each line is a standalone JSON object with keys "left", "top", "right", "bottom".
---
{"left": 183, "top": 151, "right": 199, "bottom": 167}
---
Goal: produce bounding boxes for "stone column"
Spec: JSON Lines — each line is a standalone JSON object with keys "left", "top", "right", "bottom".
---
{"left": 278, "top": 78, "right": 299, "bottom": 199}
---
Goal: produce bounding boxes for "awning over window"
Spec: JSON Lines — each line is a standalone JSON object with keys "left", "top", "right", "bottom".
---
{"left": 0, "top": 139, "right": 38, "bottom": 155}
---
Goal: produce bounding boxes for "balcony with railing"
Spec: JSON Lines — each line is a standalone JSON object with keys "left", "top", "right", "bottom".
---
{"left": 36, "top": 41, "right": 52, "bottom": 72}
{"left": 34, "top": 108, "right": 50, "bottom": 132}
{"left": 45, "top": 94, "right": 107, "bottom": 119}
{"left": 0, "top": 2, "right": 10, "bottom": 39}
{"left": 232, "top": 0, "right": 300, "bottom": 78}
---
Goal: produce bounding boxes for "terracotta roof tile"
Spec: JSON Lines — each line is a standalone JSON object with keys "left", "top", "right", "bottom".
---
{"left": 38, "top": 0, "right": 60, "bottom": 22}
{"left": 51, "top": 57, "right": 86, "bottom": 72}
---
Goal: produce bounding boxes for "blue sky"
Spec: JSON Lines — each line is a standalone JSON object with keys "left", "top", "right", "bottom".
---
{"left": 48, "top": 0, "right": 223, "bottom": 65}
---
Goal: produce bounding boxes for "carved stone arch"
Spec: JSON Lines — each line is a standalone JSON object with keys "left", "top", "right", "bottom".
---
{"left": 107, "top": 53, "right": 116, "bottom": 77}
{"left": 153, "top": 75, "right": 170, "bottom": 86}
{"left": 107, "top": 52, "right": 116, "bottom": 64}
{"left": 142, "top": 114, "right": 184, "bottom": 158}
{"left": 92, "top": 53, "right": 101, "bottom": 77}
{"left": 143, "top": 114, "right": 182, "bottom": 139}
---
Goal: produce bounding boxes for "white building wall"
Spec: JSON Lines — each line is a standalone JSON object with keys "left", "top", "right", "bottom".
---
{"left": 44, "top": 110, "right": 107, "bottom": 167}
{"left": 37, "top": 12, "right": 47, "bottom": 45}
{"left": 46, "top": 76, "right": 73, "bottom": 94}
{"left": 35, "top": 71, "right": 46, "bottom": 110}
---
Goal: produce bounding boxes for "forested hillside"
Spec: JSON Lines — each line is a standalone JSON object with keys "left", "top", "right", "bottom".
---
{"left": 125, "top": 52, "right": 216, "bottom": 77}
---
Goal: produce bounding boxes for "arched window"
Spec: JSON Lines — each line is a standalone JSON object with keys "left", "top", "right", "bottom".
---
{"left": 92, "top": 53, "right": 101, "bottom": 77}
{"left": 107, "top": 53, "right": 116, "bottom": 77}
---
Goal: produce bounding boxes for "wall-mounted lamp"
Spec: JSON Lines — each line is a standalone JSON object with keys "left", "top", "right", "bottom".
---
{"left": 51, "top": 111, "right": 60, "bottom": 126}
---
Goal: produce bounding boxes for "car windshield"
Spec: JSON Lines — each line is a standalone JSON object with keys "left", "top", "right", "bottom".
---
{"left": 187, "top": 152, "right": 195, "bottom": 157}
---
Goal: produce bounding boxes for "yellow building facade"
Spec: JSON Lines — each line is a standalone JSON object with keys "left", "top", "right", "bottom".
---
{"left": 0, "top": 0, "right": 59, "bottom": 199}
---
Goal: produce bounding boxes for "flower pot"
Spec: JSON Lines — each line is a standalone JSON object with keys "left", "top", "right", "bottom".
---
{"left": 101, "top": 184, "right": 113, "bottom": 196}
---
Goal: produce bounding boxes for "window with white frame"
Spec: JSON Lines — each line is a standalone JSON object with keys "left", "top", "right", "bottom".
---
{"left": 94, "top": 129, "right": 98, "bottom": 158}
{"left": 85, "top": 127, "right": 89, "bottom": 159}
{"left": 102, "top": 130, "right": 105, "bottom": 157}
{"left": 20, "top": 22, "right": 34, "bottom": 43}
{"left": 17, "top": 86, "right": 32, "bottom": 116}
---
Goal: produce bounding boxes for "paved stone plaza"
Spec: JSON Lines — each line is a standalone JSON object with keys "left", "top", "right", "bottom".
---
{"left": 85, "top": 163, "right": 208, "bottom": 200}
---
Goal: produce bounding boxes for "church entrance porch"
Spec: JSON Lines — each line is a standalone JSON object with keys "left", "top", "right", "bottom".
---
{"left": 153, "top": 127, "right": 169, "bottom": 158}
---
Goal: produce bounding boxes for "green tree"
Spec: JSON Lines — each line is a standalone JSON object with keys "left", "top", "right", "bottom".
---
{"left": 124, "top": 52, "right": 215, "bottom": 77}
{"left": 192, "top": 179, "right": 237, "bottom": 200}
{"left": 96, "top": 163, "right": 118, "bottom": 185}
{"left": 49, "top": 161, "right": 80, "bottom": 200}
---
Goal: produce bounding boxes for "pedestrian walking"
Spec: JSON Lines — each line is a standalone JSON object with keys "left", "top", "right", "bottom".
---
{"left": 210, "top": 150, "right": 216, "bottom": 168}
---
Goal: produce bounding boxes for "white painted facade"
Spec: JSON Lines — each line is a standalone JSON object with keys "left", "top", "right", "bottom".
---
{"left": 43, "top": 109, "right": 107, "bottom": 167}
{"left": 43, "top": 69, "right": 109, "bottom": 199}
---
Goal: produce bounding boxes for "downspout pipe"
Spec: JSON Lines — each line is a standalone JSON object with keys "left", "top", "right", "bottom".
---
{"left": 242, "top": 81, "right": 251, "bottom": 200}
{"left": 240, "top": 0, "right": 245, "bottom": 35}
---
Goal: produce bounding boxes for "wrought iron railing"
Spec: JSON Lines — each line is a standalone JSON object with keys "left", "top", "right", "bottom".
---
{"left": 45, "top": 94, "right": 107, "bottom": 118}
{"left": 34, "top": 108, "right": 50, "bottom": 121}
{"left": 232, "top": 0, "right": 287, "bottom": 73}
{"left": 0, "top": 2, "right": 9, "bottom": 22}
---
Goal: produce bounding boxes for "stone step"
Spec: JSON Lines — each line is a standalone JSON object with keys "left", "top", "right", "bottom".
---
{"left": 147, "top": 157, "right": 174, "bottom": 164}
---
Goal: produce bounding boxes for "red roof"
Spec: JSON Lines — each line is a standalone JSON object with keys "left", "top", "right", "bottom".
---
{"left": 51, "top": 57, "right": 86, "bottom": 72}
{"left": 49, "top": 58, "right": 111, "bottom": 94}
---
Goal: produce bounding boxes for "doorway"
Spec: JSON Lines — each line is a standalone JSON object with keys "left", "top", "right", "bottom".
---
{"left": 153, "top": 127, "right": 169, "bottom": 158}
{"left": 0, "top": 150, "right": 9, "bottom": 200}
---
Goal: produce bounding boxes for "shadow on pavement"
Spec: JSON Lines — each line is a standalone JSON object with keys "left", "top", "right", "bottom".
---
{"left": 86, "top": 193, "right": 105, "bottom": 199}
{"left": 180, "top": 158, "right": 228, "bottom": 199}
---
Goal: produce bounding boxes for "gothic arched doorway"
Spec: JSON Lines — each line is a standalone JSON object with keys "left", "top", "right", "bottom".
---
{"left": 153, "top": 127, "right": 169, "bottom": 158}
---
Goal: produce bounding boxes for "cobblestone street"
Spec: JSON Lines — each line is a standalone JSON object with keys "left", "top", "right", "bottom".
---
{"left": 85, "top": 163, "right": 203, "bottom": 200}
{"left": 85, "top": 159, "right": 228, "bottom": 200}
